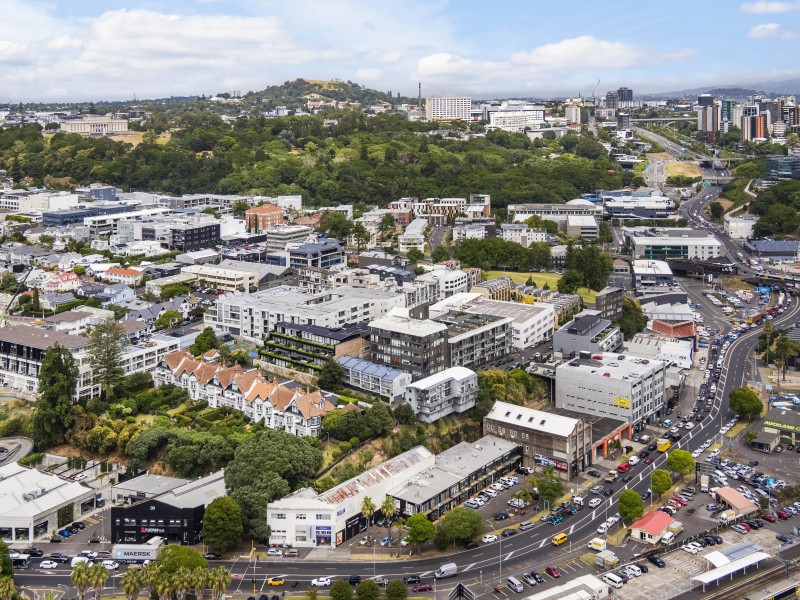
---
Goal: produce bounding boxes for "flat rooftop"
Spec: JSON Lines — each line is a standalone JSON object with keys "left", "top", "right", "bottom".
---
{"left": 557, "top": 352, "right": 665, "bottom": 380}
{"left": 0, "top": 463, "right": 95, "bottom": 519}
{"left": 433, "top": 310, "right": 511, "bottom": 339}
{"left": 465, "top": 299, "right": 552, "bottom": 324}
{"left": 631, "top": 260, "right": 673, "bottom": 276}
{"left": 0, "top": 324, "right": 89, "bottom": 350}
{"left": 370, "top": 312, "right": 448, "bottom": 337}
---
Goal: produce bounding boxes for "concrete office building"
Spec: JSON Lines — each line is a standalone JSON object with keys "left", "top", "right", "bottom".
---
{"left": 628, "top": 229, "right": 723, "bottom": 260}
{"left": 484, "top": 401, "right": 592, "bottom": 480}
{"left": 631, "top": 260, "right": 674, "bottom": 288}
{"left": 553, "top": 311, "right": 623, "bottom": 357}
{"left": 288, "top": 238, "right": 344, "bottom": 269}
{"left": 205, "top": 286, "right": 404, "bottom": 341}
{"left": 508, "top": 201, "right": 603, "bottom": 226}
{"left": 182, "top": 263, "right": 258, "bottom": 292}
{"left": 0, "top": 463, "right": 98, "bottom": 542}
{"left": 556, "top": 352, "right": 666, "bottom": 425}
{"left": 500, "top": 224, "right": 547, "bottom": 247}
{"left": 766, "top": 155, "right": 800, "bottom": 180}
{"left": 264, "top": 225, "right": 314, "bottom": 252}
{"left": 425, "top": 96, "right": 472, "bottom": 121}
{"left": 566, "top": 215, "right": 599, "bottom": 239}
{"left": 436, "top": 311, "right": 513, "bottom": 371}
{"left": 593, "top": 287, "right": 624, "bottom": 322}
{"left": 404, "top": 367, "right": 478, "bottom": 423}
{"left": 369, "top": 310, "right": 448, "bottom": 379}
{"left": 603, "top": 196, "right": 673, "bottom": 220}
{"left": 397, "top": 219, "right": 427, "bottom": 253}
{"left": 416, "top": 268, "right": 470, "bottom": 300}
{"left": 724, "top": 214, "right": 757, "bottom": 239}
{"left": 462, "top": 299, "right": 553, "bottom": 349}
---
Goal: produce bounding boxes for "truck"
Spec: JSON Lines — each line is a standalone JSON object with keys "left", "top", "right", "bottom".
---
{"left": 572, "top": 495, "right": 585, "bottom": 507}
{"left": 719, "top": 509, "right": 737, "bottom": 524}
{"left": 111, "top": 536, "right": 166, "bottom": 564}
{"left": 588, "top": 537, "right": 607, "bottom": 552}
{"left": 605, "top": 471, "right": 619, "bottom": 483}
{"left": 657, "top": 438, "right": 671, "bottom": 453}
{"left": 700, "top": 474, "right": 709, "bottom": 493}
{"left": 434, "top": 563, "right": 458, "bottom": 579}
{"left": 595, "top": 550, "right": 619, "bottom": 569}
{"left": 668, "top": 521, "right": 684, "bottom": 535}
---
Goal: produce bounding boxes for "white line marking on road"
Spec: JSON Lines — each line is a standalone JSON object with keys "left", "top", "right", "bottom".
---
{"left": 505, "top": 552, "right": 514, "bottom": 561}
{"left": 538, "top": 539, "right": 546, "bottom": 549}
{"left": 569, "top": 524, "right": 575, "bottom": 534}
{"left": 419, "top": 571, "right": 431, "bottom": 577}
{"left": 463, "top": 563, "right": 475, "bottom": 572}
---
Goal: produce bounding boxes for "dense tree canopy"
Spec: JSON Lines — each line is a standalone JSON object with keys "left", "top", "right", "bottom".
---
{"left": 33, "top": 344, "right": 78, "bottom": 449}
{"left": 729, "top": 387, "right": 763, "bottom": 420}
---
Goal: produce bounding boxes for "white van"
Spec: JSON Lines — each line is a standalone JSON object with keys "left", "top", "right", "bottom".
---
{"left": 661, "top": 531, "right": 676, "bottom": 544}
{"left": 625, "top": 565, "right": 642, "bottom": 577}
{"left": 506, "top": 577, "right": 524, "bottom": 593}
{"left": 602, "top": 573, "right": 624, "bottom": 589}
{"left": 71, "top": 556, "right": 92, "bottom": 568}
{"left": 628, "top": 456, "right": 640, "bottom": 466}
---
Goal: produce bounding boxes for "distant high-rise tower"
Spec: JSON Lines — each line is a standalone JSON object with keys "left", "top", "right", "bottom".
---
{"left": 605, "top": 91, "right": 619, "bottom": 109}
{"left": 741, "top": 114, "right": 768, "bottom": 141}
{"left": 721, "top": 100, "right": 737, "bottom": 124}
{"left": 697, "top": 104, "right": 720, "bottom": 140}
{"left": 698, "top": 94, "right": 714, "bottom": 107}
{"left": 617, "top": 87, "right": 633, "bottom": 102}
{"left": 617, "top": 113, "right": 631, "bottom": 130}
{"left": 425, "top": 96, "right": 472, "bottom": 121}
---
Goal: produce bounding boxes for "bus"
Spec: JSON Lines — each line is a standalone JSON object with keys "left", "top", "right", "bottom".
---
{"left": 11, "top": 554, "right": 31, "bottom": 569}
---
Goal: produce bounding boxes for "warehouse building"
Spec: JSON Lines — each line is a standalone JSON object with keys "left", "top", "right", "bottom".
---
{"left": 0, "top": 463, "right": 97, "bottom": 543}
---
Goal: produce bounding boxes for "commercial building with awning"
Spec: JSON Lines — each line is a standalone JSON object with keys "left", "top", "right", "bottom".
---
{"left": 691, "top": 552, "right": 770, "bottom": 591}
{"left": 714, "top": 487, "right": 758, "bottom": 516}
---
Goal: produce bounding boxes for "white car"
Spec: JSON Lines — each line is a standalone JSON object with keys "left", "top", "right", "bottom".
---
{"left": 40, "top": 560, "right": 59, "bottom": 570}
{"left": 399, "top": 537, "right": 410, "bottom": 547}
{"left": 267, "top": 548, "right": 283, "bottom": 557}
{"left": 482, "top": 534, "right": 498, "bottom": 543}
{"left": 101, "top": 560, "right": 119, "bottom": 571}
{"left": 691, "top": 449, "right": 702, "bottom": 458}
{"left": 483, "top": 489, "right": 498, "bottom": 498}
{"left": 311, "top": 578, "right": 331, "bottom": 587}
{"left": 596, "top": 523, "right": 608, "bottom": 535}
{"left": 73, "top": 474, "right": 87, "bottom": 481}
{"left": 681, "top": 544, "right": 699, "bottom": 554}
{"left": 589, "top": 497, "right": 602, "bottom": 508}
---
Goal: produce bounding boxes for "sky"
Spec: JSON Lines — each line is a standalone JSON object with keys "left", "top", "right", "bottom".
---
{"left": 1, "top": 0, "right": 800, "bottom": 102}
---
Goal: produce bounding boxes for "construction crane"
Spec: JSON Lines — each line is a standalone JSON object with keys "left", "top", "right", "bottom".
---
{"left": 593, "top": 79, "right": 600, "bottom": 104}
{"left": 0, "top": 267, "right": 34, "bottom": 327}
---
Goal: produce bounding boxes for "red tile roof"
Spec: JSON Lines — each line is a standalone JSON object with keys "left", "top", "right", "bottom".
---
{"left": 630, "top": 510, "right": 674, "bottom": 536}
{"left": 246, "top": 203, "right": 282, "bottom": 214}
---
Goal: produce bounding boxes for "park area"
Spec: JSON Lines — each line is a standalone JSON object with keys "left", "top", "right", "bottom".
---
{"left": 484, "top": 270, "right": 597, "bottom": 303}
{"left": 665, "top": 160, "right": 703, "bottom": 179}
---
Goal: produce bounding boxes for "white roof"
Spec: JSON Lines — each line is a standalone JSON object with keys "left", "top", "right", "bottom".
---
{"left": 370, "top": 310, "right": 448, "bottom": 337}
{"left": 691, "top": 552, "right": 770, "bottom": 585}
{"left": 566, "top": 215, "right": 598, "bottom": 226}
{"left": 485, "top": 400, "right": 579, "bottom": 437}
{"left": 631, "top": 260, "right": 673, "bottom": 275}
{"left": 0, "top": 463, "right": 94, "bottom": 519}
{"left": 409, "top": 367, "right": 477, "bottom": 390}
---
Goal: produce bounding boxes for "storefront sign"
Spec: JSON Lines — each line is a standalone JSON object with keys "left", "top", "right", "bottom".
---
{"left": 533, "top": 453, "right": 568, "bottom": 471}
{"left": 614, "top": 396, "right": 632, "bottom": 409}
{"left": 764, "top": 420, "right": 800, "bottom": 432}
{"left": 139, "top": 527, "right": 165, "bottom": 534}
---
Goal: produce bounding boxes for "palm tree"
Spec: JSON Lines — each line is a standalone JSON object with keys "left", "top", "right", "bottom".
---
{"left": 764, "top": 321, "right": 775, "bottom": 362}
{"left": 381, "top": 496, "right": 397, "bottom": 539}
{"left": 513, "top": 487, "right": 534, "bottom": 507}
{"left": 172, "top": 567, "right": 193, "bottom": 600}
{"left": 774, "top": 335, "right": 800, "bottom": 381}
{"left": 0, "top": 577, "right": 16, "bottom": 600}
{"left": 209, "top": 566, "right": 232, "bottom": 600}
{"left": 189, "top": 567, "right": 209, "bottom": 600}
{"left": 120, "top": 569, "right": 143, "bottom": 600}
{"left": 88, "top": 562, "right": 110, "bottom": 600}
{"left": 361, "top": 496, "right": 376, "bottom": 532}
{"left": 155, "top": 572, "right": 175, "bottom": 600}
{"left": 71, "top": 561, "right": 92, "bottom": 600}
{"left": 140, "top": 563, "right": 159, "bottom": 598}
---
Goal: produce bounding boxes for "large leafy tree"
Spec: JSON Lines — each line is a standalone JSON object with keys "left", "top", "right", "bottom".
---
{"left": 617, "top": 489, "right": 644, "bottom": 523}
{"left": 87, "top": 317, "right": 125, "bottom": 400}
{"left": 0, "top": 541, "right": 12, "bottom": 581}
{"left": 405, "top": 513, "right": 435, "bottom": 553}
{"left": 774, "top": 335, "right": 800, "bottom": 381}
{"left": 651, "top": 469, "right": 672, "bottom": 498}
{"left": 224, "top": 430, "right": 322, "bottom": 541}
{"left": 330, "top": 581, "right": 354, "bottom": 600}
{"left": 33, "top": 344, "right": 78, "bottom": 449}
{"left": 317, "top": 359, "right": 345, "bottom": 392}
{"left": 530, "top": 466, "right": 564, "bottom": 505}
{"left": 666, "top": 449, "right": 695, "bottom": 479}
{"left": 154, "top": 310, "right": 182, "bottom": 330}
{"left": 617, "top": 296, "right": 649, "bottom": 340}
{"left": 191, "top": 327, "right": 220, "bottom": 356}
{"left": 729, "top": 387, "right": 763, "bottom": 420}
{"left": 202, "top": 496, "right": 243, "bottom": 551}
{"left": 437, "top": 507, "right": 484, "bottom": 544}
{"left": 156, "top": 546, "right": 208, "bottom": 575}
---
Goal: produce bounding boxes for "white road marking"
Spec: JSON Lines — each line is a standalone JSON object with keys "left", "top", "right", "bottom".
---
{"left": 463, "top": 563, "right": 475, "bottom": 572}
{"left": 505, "top": 552, "right": 514, "bottom": 561}
{"left": 419, "top": 571, "right": 431, "bottom": 577}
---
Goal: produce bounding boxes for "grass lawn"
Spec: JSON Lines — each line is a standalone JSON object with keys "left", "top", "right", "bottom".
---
{"left": 665, "top": 161, "right": 703, "bottom": 178}
{"left": 484, "top": 270, "right": 597, "bottom": 303}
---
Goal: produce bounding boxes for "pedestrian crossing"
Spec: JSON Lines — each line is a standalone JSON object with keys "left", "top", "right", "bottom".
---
{"left": 83, "top": 515, "right": 105, "bottom": 525}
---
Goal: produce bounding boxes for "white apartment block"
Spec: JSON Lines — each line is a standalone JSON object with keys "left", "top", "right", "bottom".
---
{"left": 452, "top": 225, "right": 487, "bottom": 241}
{"left": 556, "top": 352, "right": 666, "bottom": 424}
{"left": 404, "top": 367, "right": 479, "bottom": 423}
{"left": 565, "top": 105, "right": 582, "bottom": 125}
{"left": 500, "top": 224, "right": 547, "bottom": 247}
{"left": 417, "top": 268, "right": 469, "bottom": 300}
{"left": 489, "top": 110, "right": 546, "bottom": 133}
{"left": 182, "top": 264, "right": 258, "bottom": 293}
{"left": 336, "top": 356, "right": 412, "bottom": 402}
{"left": 397, "top": 218, "right": 427, "bottom": 253}
{"left": 723, "top": 214, "right": 757, "bottom": 239}
{"left": 466, "top": 300, "right": 554, "bottom": 349}
{"left": 630, "top": 232, "right": 723, "bottom": 261}
{"left": 204, "top": 286, "right": 404, "bottom": 342}
{"left": 425, "top": 96, "right": 472, "bottom": 121}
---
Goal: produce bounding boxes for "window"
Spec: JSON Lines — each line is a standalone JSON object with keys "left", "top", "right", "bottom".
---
{"left": 315, "top": 514, "right": 330, "bottom": 521}
{"left": 296, "top": 514, "right": 306, "bottom": 520}
{"left": 274, "top": 513, "right": 286, "bottom": 520}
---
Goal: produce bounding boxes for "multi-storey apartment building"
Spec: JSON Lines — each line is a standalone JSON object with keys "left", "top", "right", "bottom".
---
{"left": 425, "top": 96, "right": 471, "bottom": 121}
{"left": 369, "top": 311, "right": 448, "bottom": 379}
{"left": 403, "top": 367, "right": 478, "bottom": 423}
{"left": 245, "top": 203, "right": 285, "bottom": 232}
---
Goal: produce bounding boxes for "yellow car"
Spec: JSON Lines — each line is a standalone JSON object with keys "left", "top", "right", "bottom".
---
{"left": 551, "top": 533, "right": 568, "bottom": 546}
{"left": 267, "top": 577, "right": 285, "bottom": 586}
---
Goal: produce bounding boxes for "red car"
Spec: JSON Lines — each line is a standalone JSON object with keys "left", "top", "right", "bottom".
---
{"left": 671, "top": 496, "right": 688, "bottom": 506}
{"left": 413, "top": 584, "right": 433, "bottom": 592}
{"left": 545, "top": 566, "right": 561, "bottom": 579}
{"left": 777, "top": 511, "right": 790, "bottom": 520}
{"left": 643, "top": 457, "right": 654, "bottom": 465}
{"left": 763, "top": 514, "right": 777, "bottom": 523}
{"left": 739, "top": 522, "right": 752, "bottom": 531}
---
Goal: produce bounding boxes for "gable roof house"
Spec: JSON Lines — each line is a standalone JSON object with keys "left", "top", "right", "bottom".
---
{"left": 154, "top": 350, "right": 337, "bottom": 436}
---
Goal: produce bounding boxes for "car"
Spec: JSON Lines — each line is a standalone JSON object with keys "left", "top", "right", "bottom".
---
{"left": 641, "top": 490, "right": 652, "bottom": 500}
{"left": 746, "top": 520, "right": 761, "bottom": 530}
{"left": 587, "top": 470, "right": 602, "bottom": 478}
{"left": 648, "top": 555, "right": 666, "bottom": 568}
{"left": 266, "top": 578, "right": 285, "bottom": 586}
{"left": 39, "top": 560, "right": 59, "bottom": 569}
{"left": 483, "top": 489, "right": 497, "bottom": 498}
{"left": 591, "top": 486, "right": 605, "bottom": 495}
{"left": 502, "top": 529, "right": 518, "bottom": 538}
{"left": 702, "top": 536, "right": 717, "bottom": 546}
{"left": 464, "top": 500, "right": 479, "bottom": 509}
{"left": 749, "top": 460, "right": 759, "bottom": 467}
{"left": 72, "top": 522, "right": 86, "bottom": 530}
{"left": 597, "top": 523, "right": 609, "bottom": 535}
{"left": 347, "top": 576, "right": 362, "bottom": 586}
{"left": 413, "top": 584, "right": 433, "bottom": 592}
{"left": 267, "top": 548, "right": 283, "bottom": 557}
{"left": 311, "top": 578, "right": 331, "bottom": 587}
{"left": 494, "top": 512, "right": 509, "bottom": 521}
{"left": 648, "top": 442, "right": 658, "bottom": 451}
{"left": 778, "top": 510, "right": 791, "bottom": 520}
{"left": 603, "top": 489, "right": 614, "bottom": 497}
{"left": 73, "top": 474, "right": 86, "bottom": 482}
{"left": 681, "top": 545, "right": 699, "bottom": 554}
{"left": 49, "top": 553, "right": 70, "bottom": 563}
{"left": 732, "top": 525, "right": 748, "bottom": 534}
{"left": 25, "top": 548, "right": 44, "bottom": 557}
{"left": 379, "top": 536, "right": 392, "bottom": 546}
{"left": 549, "top": 516, "right": 564, "bottom": 525}
{"left": 403, "top": 576, "right": 421, "bottom": 585}
{"left": 706, "top": 504, "right": 720, "bottom": 511}
{"left": 777, "top": 534, "right": 794, "bottom": 543}
{"left": 671, "top": 496, "right": 688, "bottom": 506}
{"left": 522, "top": 573, "right": 538, "bottom": 586}
{"left": 643, "top": 457, "right": 654, "bottom": 465}
{"left": 203, "top": 553, "right": 222, "bottom": 560}
{"left": 482, "top": 535, "right": 498, "bottom": 543}
{"left": 638, "top": 450, "right": 650, "bottom": 458}
{"left": 545, "top": 566, "right": 561, "bottom": 579}
{"left": 589, "top": 497, "right": 603, "bottom": 508}
{"left": 622, "top": 475, "right": 633, "bottom": 482}
{"left": 616, "top": 570, "right": 630, "bottom": 583}
{"left": 763, "top": 514, "right": 777, "bottom": 523}
{"left": 57, "top": 529, "right": 71, "bottom": 538}
{"left": 285, "top": 549, "right": 300, "bottom": 558}
{"left": 519, "top": 521, "right": 534, "bottom": 531}
{"left": 464, "top": 541, "right": 479, "bottom": 549}
{"left": 638, "top": 563, "right": 649, "bottom": 574}
{"left": 101, "top": 561, "right": 119, "bottom": 571}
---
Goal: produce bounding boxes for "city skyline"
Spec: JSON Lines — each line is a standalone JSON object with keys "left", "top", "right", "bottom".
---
{"left": 1, "top": 0, "right": 800, "bottom": 101}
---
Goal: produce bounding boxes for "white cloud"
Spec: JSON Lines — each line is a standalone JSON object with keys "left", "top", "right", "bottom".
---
{"left": 747, "top": 22, "right": 797, "bottom": 38}
{"left": 740, "top": 1, "right": 800, "bottom": 13}
{"left": 354, "top": 68, "right": 383, "bottom": 82}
